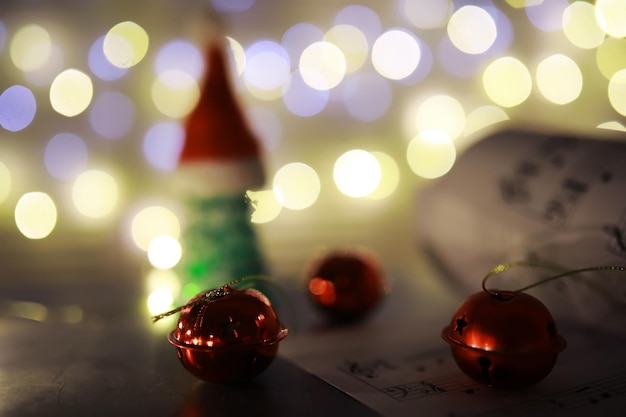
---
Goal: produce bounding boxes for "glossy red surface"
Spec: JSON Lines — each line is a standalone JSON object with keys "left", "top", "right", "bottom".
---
{"left": 442, "top": 290, "right": 566, "bottom": 388}
{"left": 306, "top": 249, "right": 386, "bottom": 322}
{"left": 169, "top": 287, "right": 288, "bottom": 383}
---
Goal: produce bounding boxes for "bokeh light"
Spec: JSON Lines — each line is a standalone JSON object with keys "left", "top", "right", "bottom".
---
{"left": 151, "top": 70, "right": 200, "bottom": 118}
{"left": 247, "top": 189, "right": 282, "bottom": 223}
{"left": 154, "top": 39, "right": 204, "bottom": 81}
{"left": 447, "top": 5, "right": 497, "bottom": 55}
{"left": 299, "top": 41, "right": 346, "bottom": 91}
{"left": 15, "top": 192, "right": 57, "bottom": 239}
{"left": 437, "top": 36, "right": 487, "bottom": 78}
{"left": 103, "top": 21, "right": 149, "bottom": 68}
{"left": 0, "top": 161, "right": 11, "bottom": 204}
{"left": 44, "top": 133, "right": 88, "bottom": 180}
{"left": 10, "top": 24, "right": 52, "bottom": 72}
{"left": 88, "top": 35, "right": 128, "bottom": 81}
{"left": 506, "top": 0, "right": 543, "bottom": 7}
{"left": 372, "top": 29, "right": 421, "bottom": 80}
{"left": 23, "top": 43, "right": 64, "bottom": 87}
{"left": 89, "top": 91, "right": 136, "bottom": 139}
{"left": 333, "top": 150, "right": 381, "bottom": 198}
{"left": 596, "top": 37, "right": 626, "bottom": 80}
{"left": 598, "top": 121, "right": 626, "bottom": 131}
{"left": 438, "top": 5, "right": 513, "bottom": 79}
{"left": 406, "top": 131, "right": 456, "bottom": 179}
{"left": 343, "top": 72, "right": 392, "bottom": 121}
{"left": 60, "top": 305, "right": 83, "bottom": 324}
{"left": 282, "top": 70, "right": 329, "bottom": 116}
{"left": 4, "top": 1, "right": 626, "bottom": 274}
{"left": 324, "top": 24, "right": 368, "bottom": 73}
{"left": 147, "top": 287, "right": 174, "bottom": 315}
{"left": 226, "top": 37, "right": 246, "bottom": 76}
{"left": 334, "top": 4, "right": 382, "bottom": 46}
{"left": 487, "top": 8, "right": 515, "bottom": 55}
{"left": 525, "top": 0, "right": 569, "bottom": 32}
{"left": 72, "top": 170, "right": 118, "bottom": 218}
{"left": 401, "top": 0, "right": 453, "bottom": 29}
{"left": 49, "top": 69, "right": 93, "bottom": 117}
{"left": 464, "top": 105, "right": 509, "bottom": 137}
{"left": 562, "top": 2, "right": 606, "bottom": 49}
{"left": 131, "top": 205, "right": 181, "bottom": 251}
{"left": 5, "top": 300, "right": 49, "bottom": 322}
{"left": 273, "top": 162, "right": 320, "bottom": 210}
{"left": 244, "top": 40, "right": 291, "bottom": 100}
{"left": 181, "top": 283, "right": 202, "bottom": 303}
{"left": 399, "top": 38, "right": 433, "bottom": 84}
{"left": 145, "top": 268, "right": 181, "bottom": 295}
{"left": 367, "top": 152, "right": 400, "bottom": 200}
{"left": 147, "top": 235, "right": 182, "bottom": 269}
{"left": 282, "top": 23, "right": 324, "bottom": 64}
{"left": 595, "top": 0, "right": 626, "bottom": 38}
{"left": 482, "top": 56, "right": 532, "bottom": 107}
{"left": 608, "top": 69, "right": 626, "bottom": 117}
{"left": 536, "top": 54, "right": 583, "bottom": 105}
{"left": 142, "top": 122, "right": 185, "bottom": 171}
{"left": 0, "top": 85, "right": 37, "bottom": 132}
{"left": 416, "top": 94, "right": 465, "bottom": 140}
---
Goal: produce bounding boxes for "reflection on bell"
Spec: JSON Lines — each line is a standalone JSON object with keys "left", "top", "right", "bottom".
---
{"left": 168, "top": 287, "right": 288, "bottom": 383}
{"left": 442, "top": 290, "right": 566, "bottom": 389}
{"left": 306, "top": 248, "right": 386, "bottom": 322}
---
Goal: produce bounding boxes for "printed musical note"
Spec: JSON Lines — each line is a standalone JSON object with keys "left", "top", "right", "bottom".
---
{"left": 377, "top": 374, "right": 485, "bottom": 402}
{"left": 605, "top": 226, "right": 626, "bottom": 252}
{"left": 543, "top": 199, "right": 567, "bottom": 224}
{"left": 496, "top": 136, "right": 617, "bottom": 229}
{"left": 604, "top": 211, "right": 626, "bottom": 258}
{"left": 536, "top": 135, "right": 578, "bottom": 168}
{"left": 561, "top": 177, "right": 589, "bottom": 203}
{"left": 539, "top": 174, "right": 595, "bottom": 226}
{"left": 499, "top": 176, "right": 531, "bottom": 204}
{"left": 600, "top": 170, "right": 613, "bottom": 184}
{"left": 515, "top": 160, "right": 540, "bottom": 177}
{"left": 343, "top": 358, "right": 395, "bottom": 379}
{"left": 498, "top": 159, "right": 540, "bottom": 204}
{"left": 383, "top": 380, "right": 446, "bottom": 401}
{"left": 338, "top": 347, "right": 484, "bottom": 405}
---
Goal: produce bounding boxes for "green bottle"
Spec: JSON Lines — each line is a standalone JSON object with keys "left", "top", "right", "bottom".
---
{"left": 173, "top": 38, "right": 267, "bottom": 301}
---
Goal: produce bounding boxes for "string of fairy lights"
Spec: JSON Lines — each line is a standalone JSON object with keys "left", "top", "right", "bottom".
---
{"left": 1, "top": 0, "right": 626, "bottom": 316}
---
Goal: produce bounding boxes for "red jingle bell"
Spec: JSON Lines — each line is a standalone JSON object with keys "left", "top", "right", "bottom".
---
{"left": 168, "top": 286, "right": 288, "bottom": 383}
{"left": 306, "top": 249, "right": 386, "bottom": 322}
{"left": 441, "top": 290, "right": 566, "bottom": 389}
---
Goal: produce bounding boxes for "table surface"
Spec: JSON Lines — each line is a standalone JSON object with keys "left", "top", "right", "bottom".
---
{"left": 0, "top": 281, "right": 381, "bottom": 417}
{"left": 0, "top": 173, "right": 452, "bottom": 417}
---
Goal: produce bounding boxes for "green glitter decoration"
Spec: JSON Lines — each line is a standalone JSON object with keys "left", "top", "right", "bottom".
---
{"left": 177, "top": 193, "right": 267, "bottom": 301}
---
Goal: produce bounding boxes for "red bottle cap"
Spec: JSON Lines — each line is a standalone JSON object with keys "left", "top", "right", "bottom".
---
{"left": 176, "top": 39, "right": 265, "bottom": 193}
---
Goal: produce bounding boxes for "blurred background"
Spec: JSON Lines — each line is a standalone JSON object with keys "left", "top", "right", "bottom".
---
{"left": 1, "top": 0, "right": 626, "bottom": 325}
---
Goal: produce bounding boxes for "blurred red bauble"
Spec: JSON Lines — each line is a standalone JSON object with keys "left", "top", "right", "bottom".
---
{"left": 306, "top": 249, "right": 386, "bottom": 322}
{"left": 441, "top": 290, "right": 566, "bottom": 389}
{"left": 168, "top": 287, "right": 288, "bottom": 383}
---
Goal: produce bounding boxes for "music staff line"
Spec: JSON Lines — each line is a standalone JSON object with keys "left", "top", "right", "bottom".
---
{"left": 478, "top": 371, "right": 626, "bottom": 417}
{"left": 340, "top": 361, "right": 482, "bottom": 403}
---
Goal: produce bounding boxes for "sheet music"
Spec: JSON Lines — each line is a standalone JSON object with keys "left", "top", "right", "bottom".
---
{"left": 282, "top": 128, "right": 626, "bottom": 417}
{"left": 414, "top": 128, "right": 626, "bottom": 336}
{"left": 281, "top": 320, "right": 626, "bottom": 417}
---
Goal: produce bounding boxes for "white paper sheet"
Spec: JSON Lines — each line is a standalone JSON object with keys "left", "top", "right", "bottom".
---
{"left": 282, "top": 128, "right": 626, "bottom": 417}
{"left": 281, "top": 319, "right": 626, "bottom": 417}
{"left": 415, "top": 128, "right": 626, "bottom": 336}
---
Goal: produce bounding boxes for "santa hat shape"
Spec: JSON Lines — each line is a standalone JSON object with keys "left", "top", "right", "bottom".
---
{"left": 176, "top": 39, "right": 265, "bottom": 196}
